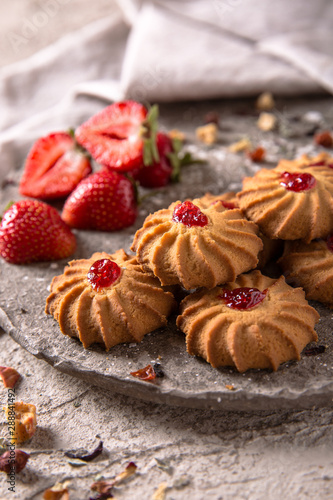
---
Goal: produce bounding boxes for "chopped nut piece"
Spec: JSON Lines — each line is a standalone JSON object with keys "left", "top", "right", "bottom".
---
{"left": 257, "top": 112, "right": 276, "bottom": 131}
{"left": 90, "top": 479, "right": 114, "bottom": 495}
{"left": 4, "top": 402, "right": 37, "bottom": 444}
{"left": 256, "top": 92, "right": 275, "bottom": 111}
{"left": 0, "top": 449, "right": 30, "bottom": 474}
{"left": 168, "top": 129, "right": 186, "bottom": 142}
{"left": 152, "top": 482, "right": 168, "bottom": 500}
{"left": 314, "top": 131, "right": 333, "bottom": 148}
{"left": 195, "top": 123, "right": 218, "bottom": 145}
{"left": 43, "top": 482, "right": 70, "bottom": 500}
{"left": 246, "top": 146, "right": 266, "bottom": 162}
{"left": 225, "top": 384, "right": 235, "bottom": 391}
{"left": 0, "top": 366, "right": 20, "bottom": 389}
{"left": 115, "top": 461, "right": 137, "bottom": 483}
{"left": 228, "top": 137, "right": 252, "bottom": 153}
{"left": 91, "top": 461, "right": 137, "bottom": 498}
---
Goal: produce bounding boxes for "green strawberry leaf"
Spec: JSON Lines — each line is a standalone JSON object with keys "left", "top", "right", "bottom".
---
{"left": 168, "top": 149, "right": 206, "bottom": 183}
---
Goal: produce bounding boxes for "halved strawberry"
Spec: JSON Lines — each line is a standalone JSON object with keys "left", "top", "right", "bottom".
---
{"left": 61, "top": 169, "right": 138, "bottom": 231}
{"left": 0, "top": 200, "right": 76, "bottom": 264}
{"left": 75, "top": 101, "right": 159, "bottom": 172}
{"left": 19, "top": 132, "right": 92, "bottom": 200}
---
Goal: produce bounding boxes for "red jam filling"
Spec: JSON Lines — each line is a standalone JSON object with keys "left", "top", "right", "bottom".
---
{"left": 219, "top": 287, "right": 267, "bottom": 310}
{"left": 327, "top": 234, "right": 333, "bottom": 253}
{"left": 172, "top": 201, "right": 208, "bottom": 227}
{"left": 211, "top": 200, "right": 237, "bottom": 209}
{"left": 87, "top": 259, "right": 121, "bottom": 291}
{"left": 309, "top": 160, "right": 333, "bottom": 169}
{"left": 280, "top": 171, "right": 316, "bottom": 192}
{"left": 221, "top": 201, "right": 237, "bottom": 209}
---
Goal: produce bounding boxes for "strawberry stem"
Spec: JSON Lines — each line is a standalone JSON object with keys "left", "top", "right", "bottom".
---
{"left": 168, "top": 141, "right": 206, "bottom": 183}
{"left": 142, "top": 104, "right": 160, "bottom": 166}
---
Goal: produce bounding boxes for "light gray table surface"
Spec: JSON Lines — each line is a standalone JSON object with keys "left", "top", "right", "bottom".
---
{"left": 0, "top": 95, "right": 333, "bottom": 500}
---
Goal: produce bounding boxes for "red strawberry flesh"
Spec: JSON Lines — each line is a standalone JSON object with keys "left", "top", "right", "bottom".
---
{"left": 19, "top": 132, "right": 92, "bottom": 200}
{"left": 75, "top": 101, "right": 147, "bottom": 171}
{"left": 0, "top": 200, "right": 76, "bottom": 264}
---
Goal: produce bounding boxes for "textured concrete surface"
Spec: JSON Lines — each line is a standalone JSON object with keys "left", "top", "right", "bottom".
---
{"left": 0, "top": 331, "right": 333, "bottom": 500}
{"left": 0, "top": 96, "right": 333, "bottom": 499}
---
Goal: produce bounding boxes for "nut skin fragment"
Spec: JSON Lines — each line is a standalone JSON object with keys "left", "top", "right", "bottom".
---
{"left": 0, "top": 449, "right": 30, "bottom": 474}
{"left": 4, "top": 402, "right": 37, "bottom": 444}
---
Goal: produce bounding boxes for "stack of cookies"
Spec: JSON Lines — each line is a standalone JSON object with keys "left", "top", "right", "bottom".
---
{"left": 46, "top": 153, "right": 333, "bottom": 373}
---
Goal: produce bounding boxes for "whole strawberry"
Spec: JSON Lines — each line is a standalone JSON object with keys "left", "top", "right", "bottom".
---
{"left": 61, "top": 169, "right": 138, "bottom": 231}
{"left": 75, "top": 101, "right": 159, "bottom": 172}
{"left": 133, "top": 132, "right": 173, "bottom": 188}
{"left": 19, "top": 131, "right": 92, "bottom": 200}
{"left": 0, "top": 200, "right": 76, "bottom": 264}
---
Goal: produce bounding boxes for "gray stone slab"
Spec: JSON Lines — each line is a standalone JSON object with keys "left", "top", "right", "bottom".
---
{"left": 1, "top": 97, "right": 333, "bottom": 412}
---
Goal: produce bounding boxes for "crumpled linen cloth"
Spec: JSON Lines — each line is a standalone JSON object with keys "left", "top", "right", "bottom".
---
{"left": 1, "top": 0, "right": 333, "bottom": 177}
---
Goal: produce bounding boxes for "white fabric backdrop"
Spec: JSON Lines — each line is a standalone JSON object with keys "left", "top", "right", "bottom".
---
{"left": 1, "top": 0, "right": 333, "bottom": 176}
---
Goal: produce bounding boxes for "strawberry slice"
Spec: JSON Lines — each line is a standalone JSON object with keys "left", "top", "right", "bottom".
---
{"left": 19, "top": 132, "right": 92, "bottom": 200}
{"left": 75, "top": 101, "right": 158, "bottom": 172}
{"left": 0, "top": 200, "right": 76, "bottom": 264}
{"left": 61, "top": 169, "right": 138, "bottom": 231}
